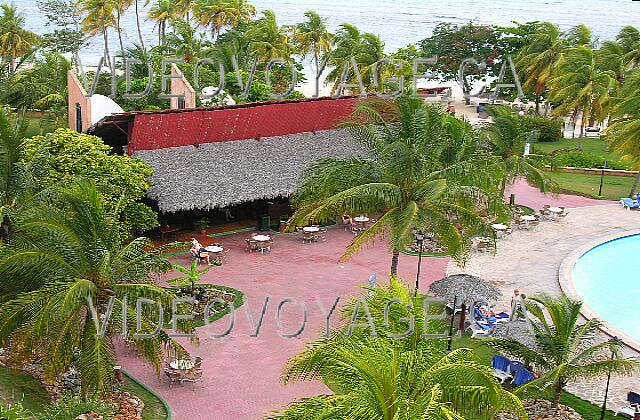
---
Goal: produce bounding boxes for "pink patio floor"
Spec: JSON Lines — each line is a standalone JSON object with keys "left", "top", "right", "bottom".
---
{"left": 118, "top": 227, "right": 448, "bottom": 419}
{"left": 118, "top": 181, "right": 611, "bottom": 420}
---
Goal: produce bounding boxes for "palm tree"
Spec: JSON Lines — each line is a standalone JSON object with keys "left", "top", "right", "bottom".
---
{"left": 487, "top": 294, "right": 638, "bottom": 408}
{"left": 223, "top": 0, "right": 256, "bottom": 29}
{"left": 193, "top": 0, "right": 228, "bottom": 41}
{"left": 288, "top": 97, "right": 507, "bottom": 277}
{"left": 246, "top": 10, "right": 291, "bottom": 64}
{"left": 0, "top": 3, "right": 39, "bottom": 75}
{"left": 605, "top": 68, "right": 640, "bottom": 196}
{"left": 272, "top": 279, "right": 525, "bottom": 419}
{"left": 0, "top": 108, "right": 31, "bottom": 242}
{"left": 164, "top": 18, "right": 210, "bottom": 62}
{"left": 291, "top": 11, "right": 333, "bottom": 85}
{"left": 596, "top": 40, "right": 626, "bottom": 85}
{"left": 112, "top": 0, "right": 133, "bottom": 61}
{"left": 549, "top": 45, "right": 616, "bottom": 148}
{"left": 0, "top": 180, "right": 192, "bottom": 396}
{"left": 324, "top": 23, "right": 384, "bottom": 94}
{"left": 133, "top": 0, "right": 147, "bottom": 52}
{"left": 147, "top": 0, "right": 176, "bottom": 46}
{"left": 517, "top": 22, "right": 566, "bottom": 112}
{"left": 617, "top": 25, "right": 640, "bottom": 69}
{"left": 175, "top": 0, "right": 195, "bottom": 22}
{"left": 78, "top": 0, "right": 117, "bottom": 71}
{"left": 483, "top": 106, "right": 559, "bottom": 194}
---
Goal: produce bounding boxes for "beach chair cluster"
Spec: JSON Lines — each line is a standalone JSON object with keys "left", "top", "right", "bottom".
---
{"left": 466, "top": 306, "right": 510, "bottom": 338}
{"left": 620, "top": 195, "right": 640, "bottom": 210}
{"left": 491, "top": 355, "right": 535, "bottom": 386}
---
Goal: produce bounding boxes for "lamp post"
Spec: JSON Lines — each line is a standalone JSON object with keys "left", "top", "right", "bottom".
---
{"left": 600, "top": 336, "right": 619, "bottom": 420}
{"left": 598, "top": 160, "right": 608, "bottom": 197}
{"left": 414, "top": 230, "right": 425, "bottom": 297}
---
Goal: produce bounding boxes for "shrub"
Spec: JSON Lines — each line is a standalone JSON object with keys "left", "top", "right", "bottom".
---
{"left": 552, "top": 151, "right": 630, "bottom": 170}
{"left": 519, "top": 115, "right": 563, "bottom": 142}
{"left": 34, "top": 394, "right": 113, "bottom": 420}
{"left": 0, "top": 402, "right": 30, "bottom": 420}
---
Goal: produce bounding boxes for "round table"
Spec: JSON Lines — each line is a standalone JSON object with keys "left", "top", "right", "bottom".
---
{"left": 303, "top": 226, "right": 320, "bottom": 233}
{"left": 520, "top": 215, "right": 536, "bottom": 222}
{"left": 170, "top": 360, "right": 194, "bottom": 370}
{"left": 548, "top": 206, "right": 563, "bottom": 213}
{"left": 252, "top": 235, "right": 271, "bottom": 242}
{"left": 491, "top": 223, "right": 508, "bottom": 230}
{"left": 354, "top": 216, "right": 370, "bottom": 223}
{"left": 204, "top": 245, "right": 223, "bottom": 253}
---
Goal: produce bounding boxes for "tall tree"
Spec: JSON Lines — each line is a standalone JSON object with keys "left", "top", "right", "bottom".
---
{"left": 246, "top": 10, "right": 291, "bottom": 64}
{"left": 605, "top": 68, "right": 640, "bottom": 196}
{"left": 616, "top": 25, "right": 640, "bottom": 69}
{"left": 0, "top": 180, "right": 191, "bottom": 396}
{"left": 517, "top": 22, "right": 566, "bottom": 112}
{"left": 288, "top": 97, "right": 507, "bottom": 276}
{"left": 193, "top": 0, "right": 229, "bottom": 41}
{"left": 164, "top": 18, "right": 211, "bottom": 62}
{"left": 292, "top": 11, "right": 333, "bottom": 79}
{"left": 133, "top": 0, "right": 146, "bottom": 52}
{"left": 273, "top": 279, "right": 526, "bottom": 419}
{"left": 325, "top": 23, "right": 384, "bottom": 94}
{"left": 147, "top": 0, "right": 176, "bottom": 46}
{"left": 0, "top": 108, "right": 31, "bottom": 242}
{"left": 78, "top": 0, "right": 116, "bottom": 71}
{"left": 222, "top": 0, "right": 256, "bottom": 29}
{"left": 487, "top": 294, "right": 638, "bottom": 408}
{"left": 548, "top": 45, "right": 616, "bottom": 148}
{"left": 113, "top": 0, "right": 133, "bottom": 60}
{"left": 0, "top": 3, "right": 39, "bottom": 75}
{"left": 483, "top": 106, "right": 558, "bottom": 194}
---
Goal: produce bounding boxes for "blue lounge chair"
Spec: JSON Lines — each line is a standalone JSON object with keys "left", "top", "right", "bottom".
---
{"left": 467, "top": 317, "right": 496, "bottom": 338}
{"left": 616, "top": 391, "right": 640, "bottom": 417}
{"left": 620, "top": 198, "right": 640, "bottom": 210}
{"left": 473, "top": 307, "right": 510, "bottom": 324}
{"left": 491, "top": 355, "right": 513, "bottom": 383}
{"left": 511, "top": 363, "right": 535, "bottom": 386}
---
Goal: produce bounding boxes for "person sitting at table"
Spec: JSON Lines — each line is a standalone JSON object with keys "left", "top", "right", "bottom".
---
{"left": 341, "top": 214, "right": 355, "bottom": 229}
{"left": 190, "top": 239, "right": 212, "bottom": 265}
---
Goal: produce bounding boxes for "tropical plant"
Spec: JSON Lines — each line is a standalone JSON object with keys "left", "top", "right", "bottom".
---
{"left": 223, "top": 0, "right": 256, "bottom": 29}
{"left": 34, "top": 394, "right": 113, "bottom": 420}
{"left": 548, "top": 45, "right": 616, "bottom": 148}
{"left": 194, "top": 0, "right": 228, "bottom": 41}
{"left": 23, "top": 128, "right": 158, "bottom": 234}
{"left": 0, "top": 3, "right": 39, "bottom": 75}
{"left": 78, "top": 0, "right": 116, "bottom": 70}
{"left": 288, "top": 97, "right": 507, "bottom": 276}
{"left": 112, "top": 0, "right": 133, "bottom": 59}
{"left": 133, "top": 0, "right": 146, "bottom": 52}
{"left": 147, "top": 0, "right": 177, "bottom": 46}
{"left": 291, "top": 10, "right": 333, "bottom": 78}
{"left": 483, "top": 106, "right": 558, "bottom": 194}
{"left": 605, "top": 67, "right": 640, "bottom": 195}
{"left": 168, "top": 259, "right": 214, "bottom": 295}
{"left": 486, "top": 294, "right": 638, "bottom": 407}
{"left": 325, "top": 23, "right": 385, "bottom": 94}
{"left": 0, "top": 180, "right": 191, "bottom": 396}
{"left": 0, "top": 108, "right": 31, "bottom": 242}
{"left": 271, "top": 278, "right": 526, "bottom": 419}
{"left": 0, "top": 402, "right": 30, "bottom": 420}
{"left": 617, "top": 25, "right": 640, "bottom": 69}
{"left": 246, "top": 10, "right": 291, "bottom": 64}
{"left": 516, "top": 21, "right": 566, "bottom": 112}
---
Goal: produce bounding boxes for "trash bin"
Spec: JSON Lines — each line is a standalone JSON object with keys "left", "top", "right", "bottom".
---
{"left": 259, "top": 215, "right": 270, "bottom": 231}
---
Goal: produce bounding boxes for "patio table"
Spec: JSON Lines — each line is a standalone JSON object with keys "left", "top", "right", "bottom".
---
{"left": 252, "top": 235, "right": 271, "bottom": 242}
{"left": 520, "top": 215, "right": 536, "bottom": 222}
{"left": 205, "top": 246, "right": 224, "bottom": 253}
{"left": 303, "top": 226, "right": 320, "bottom": 233}
{"left": 548, "top": 207, "right": 562, "bottom": 213}
{"left": 170, "top": 360, "right": 195, "bottom": 370}
{"left": 354, "top": 216, "right": 370, "bottom": 223}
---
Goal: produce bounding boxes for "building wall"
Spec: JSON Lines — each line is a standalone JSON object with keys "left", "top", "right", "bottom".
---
{"left": 170, "top": 63, "right": 197, "bottom": 110}
{"left": 128, "top": 96, "right": 359, "bottom": 153}
{"left": 67, "top": 70, "right": 92, "bottom": 132}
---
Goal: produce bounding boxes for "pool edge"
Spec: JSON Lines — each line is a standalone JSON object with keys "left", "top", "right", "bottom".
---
{"left": 559, "top": 228, "right": 640, "bottom": 353}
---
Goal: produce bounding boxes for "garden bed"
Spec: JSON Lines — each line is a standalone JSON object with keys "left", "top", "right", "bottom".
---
{"left": 170, "top": 284, "right": 245, "bottom": 327}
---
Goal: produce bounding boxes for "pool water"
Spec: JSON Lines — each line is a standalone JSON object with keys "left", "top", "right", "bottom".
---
{"left": 572, "top": 234, "right": 640, "bottom": 343}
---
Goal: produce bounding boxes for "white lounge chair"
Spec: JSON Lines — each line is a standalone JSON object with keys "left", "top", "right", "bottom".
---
{"left": 616, "top": 391, "right": 640, "bottom": 417}
{"left": 466, "top": 319, "right": 496, "bottom": 338}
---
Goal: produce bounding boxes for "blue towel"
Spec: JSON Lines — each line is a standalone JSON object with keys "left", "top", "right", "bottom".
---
{"left": 512, "top": 365, "right": 535, "bottom": 386}
{"left": 492, "top": 355, "right": 511, "bottom": 371}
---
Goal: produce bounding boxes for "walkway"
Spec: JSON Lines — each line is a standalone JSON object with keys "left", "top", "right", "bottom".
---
{"left": 448, "top": 203, "right": 640, "bottom": 410}
{"left": 505, "top": 178, "right": 607, "bottom": 210}
{"left": 118, "top": 227, "right": 448, "bottom": 419}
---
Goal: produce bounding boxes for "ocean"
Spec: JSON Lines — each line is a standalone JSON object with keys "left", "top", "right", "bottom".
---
{"left": 14, "top": 0, "right": 640, "bottom": 68}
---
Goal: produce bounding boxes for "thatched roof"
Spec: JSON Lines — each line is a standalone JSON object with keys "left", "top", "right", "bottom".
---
{"left": 134, "top": 129, "right": 367, "bottom": 213}
{"left": 428, "top": 274, "right": 502, "bottom": 305}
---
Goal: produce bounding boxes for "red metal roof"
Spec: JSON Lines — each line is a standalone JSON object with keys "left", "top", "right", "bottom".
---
{"left": 127, "top": 96, "right": 359, "bottom": 152}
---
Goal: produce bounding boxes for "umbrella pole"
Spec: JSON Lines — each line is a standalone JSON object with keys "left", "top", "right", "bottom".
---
{"left": 458, "top": 303, "right": 466, "bottom": 331}
{"left": 447, "top": 295, "right": 458, "bottom": 352}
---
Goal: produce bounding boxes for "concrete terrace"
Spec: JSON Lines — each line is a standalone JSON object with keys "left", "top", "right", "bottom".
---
{"left": 118, "top": 181, "right": 634, "bottom": 420}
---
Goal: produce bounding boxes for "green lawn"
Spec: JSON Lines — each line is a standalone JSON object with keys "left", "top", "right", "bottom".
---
{"left": 534, "top": 137, "right": 623, "bottom": 162}
{"left": 8, "top": 113, "right": 61, "bottom": 138}
{"left": 545, "top": 171, "right": 633, "bottom": 200}
{"left": 0, "top": 367, "right": 50, "bottom": 413}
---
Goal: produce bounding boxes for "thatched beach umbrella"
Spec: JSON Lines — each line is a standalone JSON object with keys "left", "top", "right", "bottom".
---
{"left": 428, "top": 274, "right": 502, "bottom": 329}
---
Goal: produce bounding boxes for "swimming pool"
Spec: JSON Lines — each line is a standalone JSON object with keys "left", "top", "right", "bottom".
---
{"left": 572, "top": 234, "right": 640, "bottom": 343}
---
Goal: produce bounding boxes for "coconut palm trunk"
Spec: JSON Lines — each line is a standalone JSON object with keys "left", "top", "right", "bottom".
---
{"left": 390, "top": 250, "right": 400, "bottom": 277}
{"left": 629, "top": 173, "right": 640, "bottom": 197}
{"left": 115, "top": 8, "right": 125, "bottom": 61}
{"left": 134, "top": 0, "right": 146, "bottom": 51}
{"left": 103, "top": 29, "right": 113, "bottom": 72}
